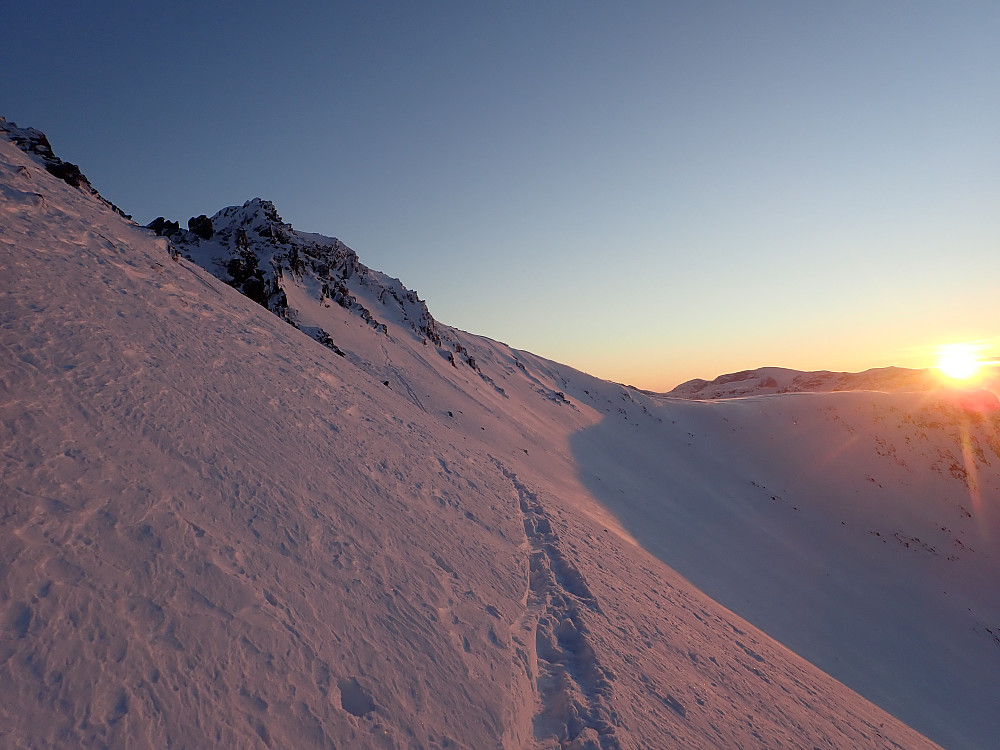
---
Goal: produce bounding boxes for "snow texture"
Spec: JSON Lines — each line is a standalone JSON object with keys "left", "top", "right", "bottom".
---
{"left": 4, "top": 119, "right": 996, "bottom": 749}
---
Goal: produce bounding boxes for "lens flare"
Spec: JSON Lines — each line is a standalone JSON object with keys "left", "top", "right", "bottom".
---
{"left": 936, "top": 343, "right": 983, "bottom": 381}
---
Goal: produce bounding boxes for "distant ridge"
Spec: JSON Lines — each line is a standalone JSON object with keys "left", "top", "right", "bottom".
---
{"left": 670, "top": 365, "right": 944, "bottom": 400}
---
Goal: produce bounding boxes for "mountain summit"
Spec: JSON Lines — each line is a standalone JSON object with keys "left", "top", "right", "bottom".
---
{"left": 148, "top": 198, "right": 510, "bottom": 391}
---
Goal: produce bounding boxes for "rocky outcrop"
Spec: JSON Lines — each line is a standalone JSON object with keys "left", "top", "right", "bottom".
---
{"left": 147, "top": 217, "right": 180, "bottom": 236}
{"left": 0, "top": 117, "right": 130, "bottom": 218}
{"left": 187, "top": 214, "right": 214, "bottom": 240}
{"left": 161, "top": 199, "right": 448, "bottom": 357}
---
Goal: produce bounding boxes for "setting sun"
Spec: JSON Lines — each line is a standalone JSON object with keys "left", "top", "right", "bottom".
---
{"left": 936, "top": 343, "right": 983, "bottom": 381}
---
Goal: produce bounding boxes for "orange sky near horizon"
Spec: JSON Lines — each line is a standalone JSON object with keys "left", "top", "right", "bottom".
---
{"left": 563, "top": 335, "right": 1000, "bottom": 393}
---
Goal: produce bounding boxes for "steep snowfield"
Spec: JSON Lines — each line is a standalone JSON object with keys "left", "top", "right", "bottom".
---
{"left": 0, "top": 125, "right": 972, "bottom": 749}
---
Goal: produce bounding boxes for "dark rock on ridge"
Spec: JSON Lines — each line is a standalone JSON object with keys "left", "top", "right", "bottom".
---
{"left": 187, "top": 214, "right": 214, "bottom": 240}
{"left": 0, "top": 117, "right": 130, "bottom": 219}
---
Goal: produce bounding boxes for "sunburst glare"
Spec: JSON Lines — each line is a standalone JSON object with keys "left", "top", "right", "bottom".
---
{"left": 936, "top": 342, "right": 984, "bottom": 381}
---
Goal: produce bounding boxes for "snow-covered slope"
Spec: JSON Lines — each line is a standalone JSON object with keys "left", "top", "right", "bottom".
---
{"left": 660, "top": 364, "right": 999, "bottom": 748}
{"left": 0, "top": 120, "right": 981, "bottom": 749}
{"left": 570, "top": 385, "right": 1000, "bottom": 750}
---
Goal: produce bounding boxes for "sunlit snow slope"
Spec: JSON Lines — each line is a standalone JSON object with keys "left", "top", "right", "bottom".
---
{"left": 0, "top": 120, "right": 965, "bottom": 749}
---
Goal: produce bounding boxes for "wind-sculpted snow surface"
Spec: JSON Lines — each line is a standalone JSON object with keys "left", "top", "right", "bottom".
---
{"left": 0, "top": 124, "right": 951, "bottom": 748}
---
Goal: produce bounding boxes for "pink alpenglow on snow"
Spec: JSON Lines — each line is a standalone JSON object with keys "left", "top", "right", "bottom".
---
{"left": 4, "top": 118, "right": 997, "bottom": 749}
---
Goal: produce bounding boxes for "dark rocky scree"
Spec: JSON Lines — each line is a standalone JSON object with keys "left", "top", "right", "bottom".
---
{"left": 151, "top": 209, "right": 286, "bottom": 312}
{"left": 225, "top": 227, "right": 284, "bottom": 309}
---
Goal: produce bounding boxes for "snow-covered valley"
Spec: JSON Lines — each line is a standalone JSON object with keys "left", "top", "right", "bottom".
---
{"left": 2, "top": 119, "right": 998, "bottom": 749}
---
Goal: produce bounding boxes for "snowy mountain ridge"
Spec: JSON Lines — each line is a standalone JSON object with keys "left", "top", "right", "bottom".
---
{"left": 669, "top": 365, "right": 969, "bottom": 400}
{"left": 4, "top": 117, "right": 998, "bottom": 750}
{"left": 147, "top": 198, "right": 503, "bottom": 382}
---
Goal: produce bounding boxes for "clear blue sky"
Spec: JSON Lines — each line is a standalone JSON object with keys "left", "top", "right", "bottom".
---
{"left": 5, "top": 1, "right": 998, "bottom": 389}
